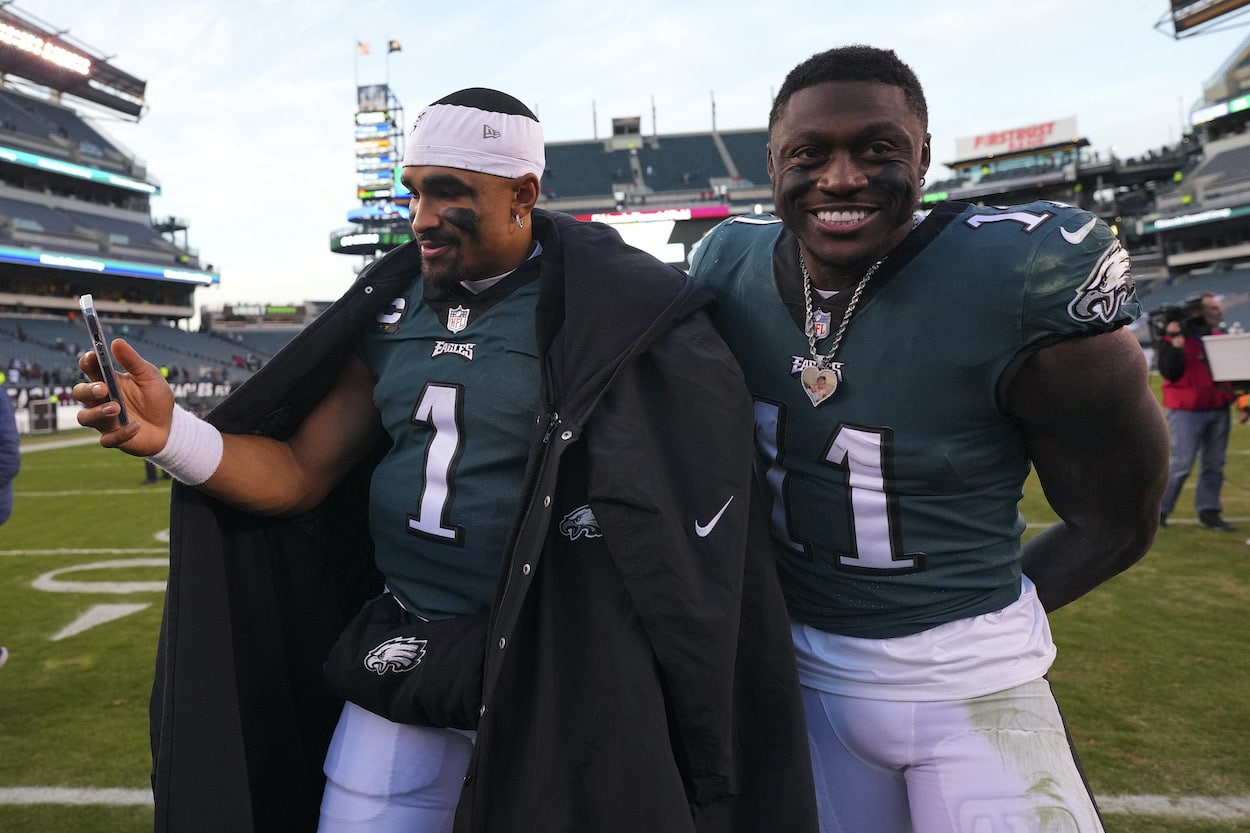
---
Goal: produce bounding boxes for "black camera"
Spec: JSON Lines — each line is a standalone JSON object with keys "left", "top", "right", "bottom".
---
{"left": 1148, "top": 305, "right": 1184, "bottom": 344}
{"left": 1148, "top": 294, "right": 1204, "bottom": 345}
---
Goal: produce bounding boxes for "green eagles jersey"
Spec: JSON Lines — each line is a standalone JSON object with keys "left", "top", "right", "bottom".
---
{"left": 362, "top": 266, "right": 541, "bottom": 617}
{"left": 690, "top": 200, "right": 1140, "bottom": 638}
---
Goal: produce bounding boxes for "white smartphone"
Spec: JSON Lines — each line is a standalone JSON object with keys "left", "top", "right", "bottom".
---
{"left": 78, "top": 293, "right": 129, "bottom": 425}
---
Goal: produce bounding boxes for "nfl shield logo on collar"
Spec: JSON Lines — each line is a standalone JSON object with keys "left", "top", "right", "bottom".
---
{"left": 808, "top": 309, "right": 831, "bottom": 339}
{"left": 447, "top": 305, "right": 470, "bottom": 333}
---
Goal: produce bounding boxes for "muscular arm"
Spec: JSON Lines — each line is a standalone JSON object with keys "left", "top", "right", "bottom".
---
{"left": 76, "top": 339, "right": 384, "bottom": 517}
{"left": 1007, "top": 328, "right": 1169, "bottom": 611}
{"left": 200, "top": 351, "right": 384, "bottom": 516}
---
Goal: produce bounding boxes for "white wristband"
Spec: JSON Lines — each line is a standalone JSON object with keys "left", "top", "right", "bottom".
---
{"left": 148, "top": 404, "right": 224, "bottom": 486}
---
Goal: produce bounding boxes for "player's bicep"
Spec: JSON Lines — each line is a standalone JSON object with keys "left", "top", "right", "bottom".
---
{"left": 286, "top": 352, "right": 383, "bottom": 500}
{"left": 1007, "top": 328, "right": 1167, "bottom": 525}
{"left": 211, "top": 353, "right": 382, "bottom": 515}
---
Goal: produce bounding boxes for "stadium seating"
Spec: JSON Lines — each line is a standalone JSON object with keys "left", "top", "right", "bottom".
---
{"left": 128, "top": 324, "right": 255, "bottom": 369}
{"left": 0, "top": 91, "right": 53, "bottom": 139}
{"left": 715, "top": 130, "right": 770, "bottom": 187}
{"left": 0, "top": 314, "right": 265, "bottom": 388}
{"left": 541, "top": 131, "right": 771, "bottom": 202}
{"left": 0, "top": 192, "right": 176, "bottom": 265}
{"left": 1187, "top": 142, "right": 1250, "bottom": 183}
{"left": 1154, "top": 136, "right": 1250, "bottom": 213}
{"left": 216, "top": 329, "right": 300, "bottom": 357}
{"left": 976, "top": 163, "right": 1062, "bottom": 184}
{"left": 635, "top": 134, "right": 729, "bottom": 191}
{"left": 0, "top": 337, "right": 80, "bottom": 384}
{"left": 1, "top": 315, "right": 91, "bottom": 350}
{"left": 0, "top": 88, "right": 125, "bottom": 165}
{"left": 58, "top": 209, "right": 166, "bottom": 248}
{"left": 542, "top": 142, "right": 628, "bottom": 198}
{"left": 0, "top": 315, "right": 88, "bottom": 385}
{"left": 0, "top": 195, "right": 80, "bottom": 235}
{"left": 1135, "top": 268, "right": 1250, "bottom": 331}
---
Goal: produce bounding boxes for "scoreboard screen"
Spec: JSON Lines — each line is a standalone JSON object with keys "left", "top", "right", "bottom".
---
{"left": 0, "top": 7, "right": 145, "bottom": 117}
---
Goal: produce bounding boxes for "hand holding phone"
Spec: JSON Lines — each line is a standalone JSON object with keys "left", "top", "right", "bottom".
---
{"left": 78, "top": 294, "right": 129, "bottom": 425}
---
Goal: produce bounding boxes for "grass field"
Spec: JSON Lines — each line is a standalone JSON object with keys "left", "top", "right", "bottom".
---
{"left": 1, "top": 377, "right": 1249, "bottom": 832}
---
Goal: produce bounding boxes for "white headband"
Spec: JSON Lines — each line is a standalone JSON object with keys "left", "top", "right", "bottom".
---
{"left": 403, "top": 102, "right": 545, "bottom": 179}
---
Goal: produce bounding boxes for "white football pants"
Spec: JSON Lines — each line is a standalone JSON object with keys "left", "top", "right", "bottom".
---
{"left": 804, "top": 679, "right": 1106, "bottom": 833}
{"left": 318, "top": 702, "right": 474, "bottom": 833}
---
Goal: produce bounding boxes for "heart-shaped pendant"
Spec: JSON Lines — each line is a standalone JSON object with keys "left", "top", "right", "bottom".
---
{"left": 800, "top": 365, "right": 838, "bottom": 406}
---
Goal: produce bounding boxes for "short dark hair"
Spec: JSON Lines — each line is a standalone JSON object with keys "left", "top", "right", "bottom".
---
{"left": 432, "top": 87, "right": 539, "bottom": 122}
{"left": 769, "top": 45, "right": 928, "bottom": 132}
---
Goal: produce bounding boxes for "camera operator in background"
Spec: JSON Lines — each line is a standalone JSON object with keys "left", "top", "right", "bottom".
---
{"left": 1157, "top": 291, "right": 1238, "bottom": 530}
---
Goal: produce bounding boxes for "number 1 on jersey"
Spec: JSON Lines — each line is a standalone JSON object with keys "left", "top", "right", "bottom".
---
{"left": 825, "top": 423, "right": 918, "bottom": 573}
{"left": 406, "top": 382, "right": 465, "bottom": 544}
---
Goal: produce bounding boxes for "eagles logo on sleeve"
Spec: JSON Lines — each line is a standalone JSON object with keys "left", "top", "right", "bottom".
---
{"left": 1067, "top": 239, "right": 1134, "bottom": 324}
{"left": 364, "top": 635, "right": 427, "bottom": 674}
{"left": 559, "top": 505, "right": 602, "bottom": 541}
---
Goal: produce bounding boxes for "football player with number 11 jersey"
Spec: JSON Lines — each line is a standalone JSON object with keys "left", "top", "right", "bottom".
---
{"left": 690, "top": 45, "right": 1169, "bottom": 833}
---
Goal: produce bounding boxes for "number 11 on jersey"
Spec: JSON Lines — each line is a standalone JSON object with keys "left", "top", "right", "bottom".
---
{"left": 754, "top": 400, "right": 923, "bottom": 574}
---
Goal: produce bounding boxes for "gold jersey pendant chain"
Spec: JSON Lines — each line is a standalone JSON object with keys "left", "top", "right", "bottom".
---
{"left": 799, "top": 251, "right": 883, "bottom": 407}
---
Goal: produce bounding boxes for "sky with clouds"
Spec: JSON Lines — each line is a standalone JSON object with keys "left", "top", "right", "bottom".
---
{"left": 22, "top": 0, "right": 1250, "bottom": 309}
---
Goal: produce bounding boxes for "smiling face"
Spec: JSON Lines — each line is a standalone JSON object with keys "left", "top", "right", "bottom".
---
{"left": 401, "top": 165, "right": 537, "bottom": 286}
{"left": 768, "top": 80, "right": 930, "bottom": 290}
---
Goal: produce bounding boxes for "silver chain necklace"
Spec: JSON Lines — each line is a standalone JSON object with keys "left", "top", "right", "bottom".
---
{"left": 798, "top": 250, "right": 883, "bottom": 406}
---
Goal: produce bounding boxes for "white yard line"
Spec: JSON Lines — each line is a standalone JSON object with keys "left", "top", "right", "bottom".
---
{"left": 0, "top": 787, "right": 152, "bottom": 805}
{"left": 1098, "top": 794, "right": 1250, "bottom": 820}
{"left": 18, "top": 436, "right": 100, "bottom": 453}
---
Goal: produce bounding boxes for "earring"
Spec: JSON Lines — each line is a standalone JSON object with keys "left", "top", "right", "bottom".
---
{"left": 919, "top": 177, "right": 926, "bottom": 188}
{"left": 515, "top": 214, "right": 524, "bottom": 229}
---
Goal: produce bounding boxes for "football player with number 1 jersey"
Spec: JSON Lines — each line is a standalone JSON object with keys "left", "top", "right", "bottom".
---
{"left": 689, "top": 46, "right": 1169, "bottom": 833}
{"left": 75, "top": 88, "right": 816, "bottom": 833}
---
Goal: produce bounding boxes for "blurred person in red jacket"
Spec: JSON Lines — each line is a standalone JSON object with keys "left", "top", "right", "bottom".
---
{"left": 1158, "top": 291, "right": 1238, "bottom": 530}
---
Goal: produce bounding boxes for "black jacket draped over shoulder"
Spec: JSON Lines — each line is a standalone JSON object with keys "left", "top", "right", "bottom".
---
{"left": 150, "top": 209, "right": 817, "bottom": 833}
